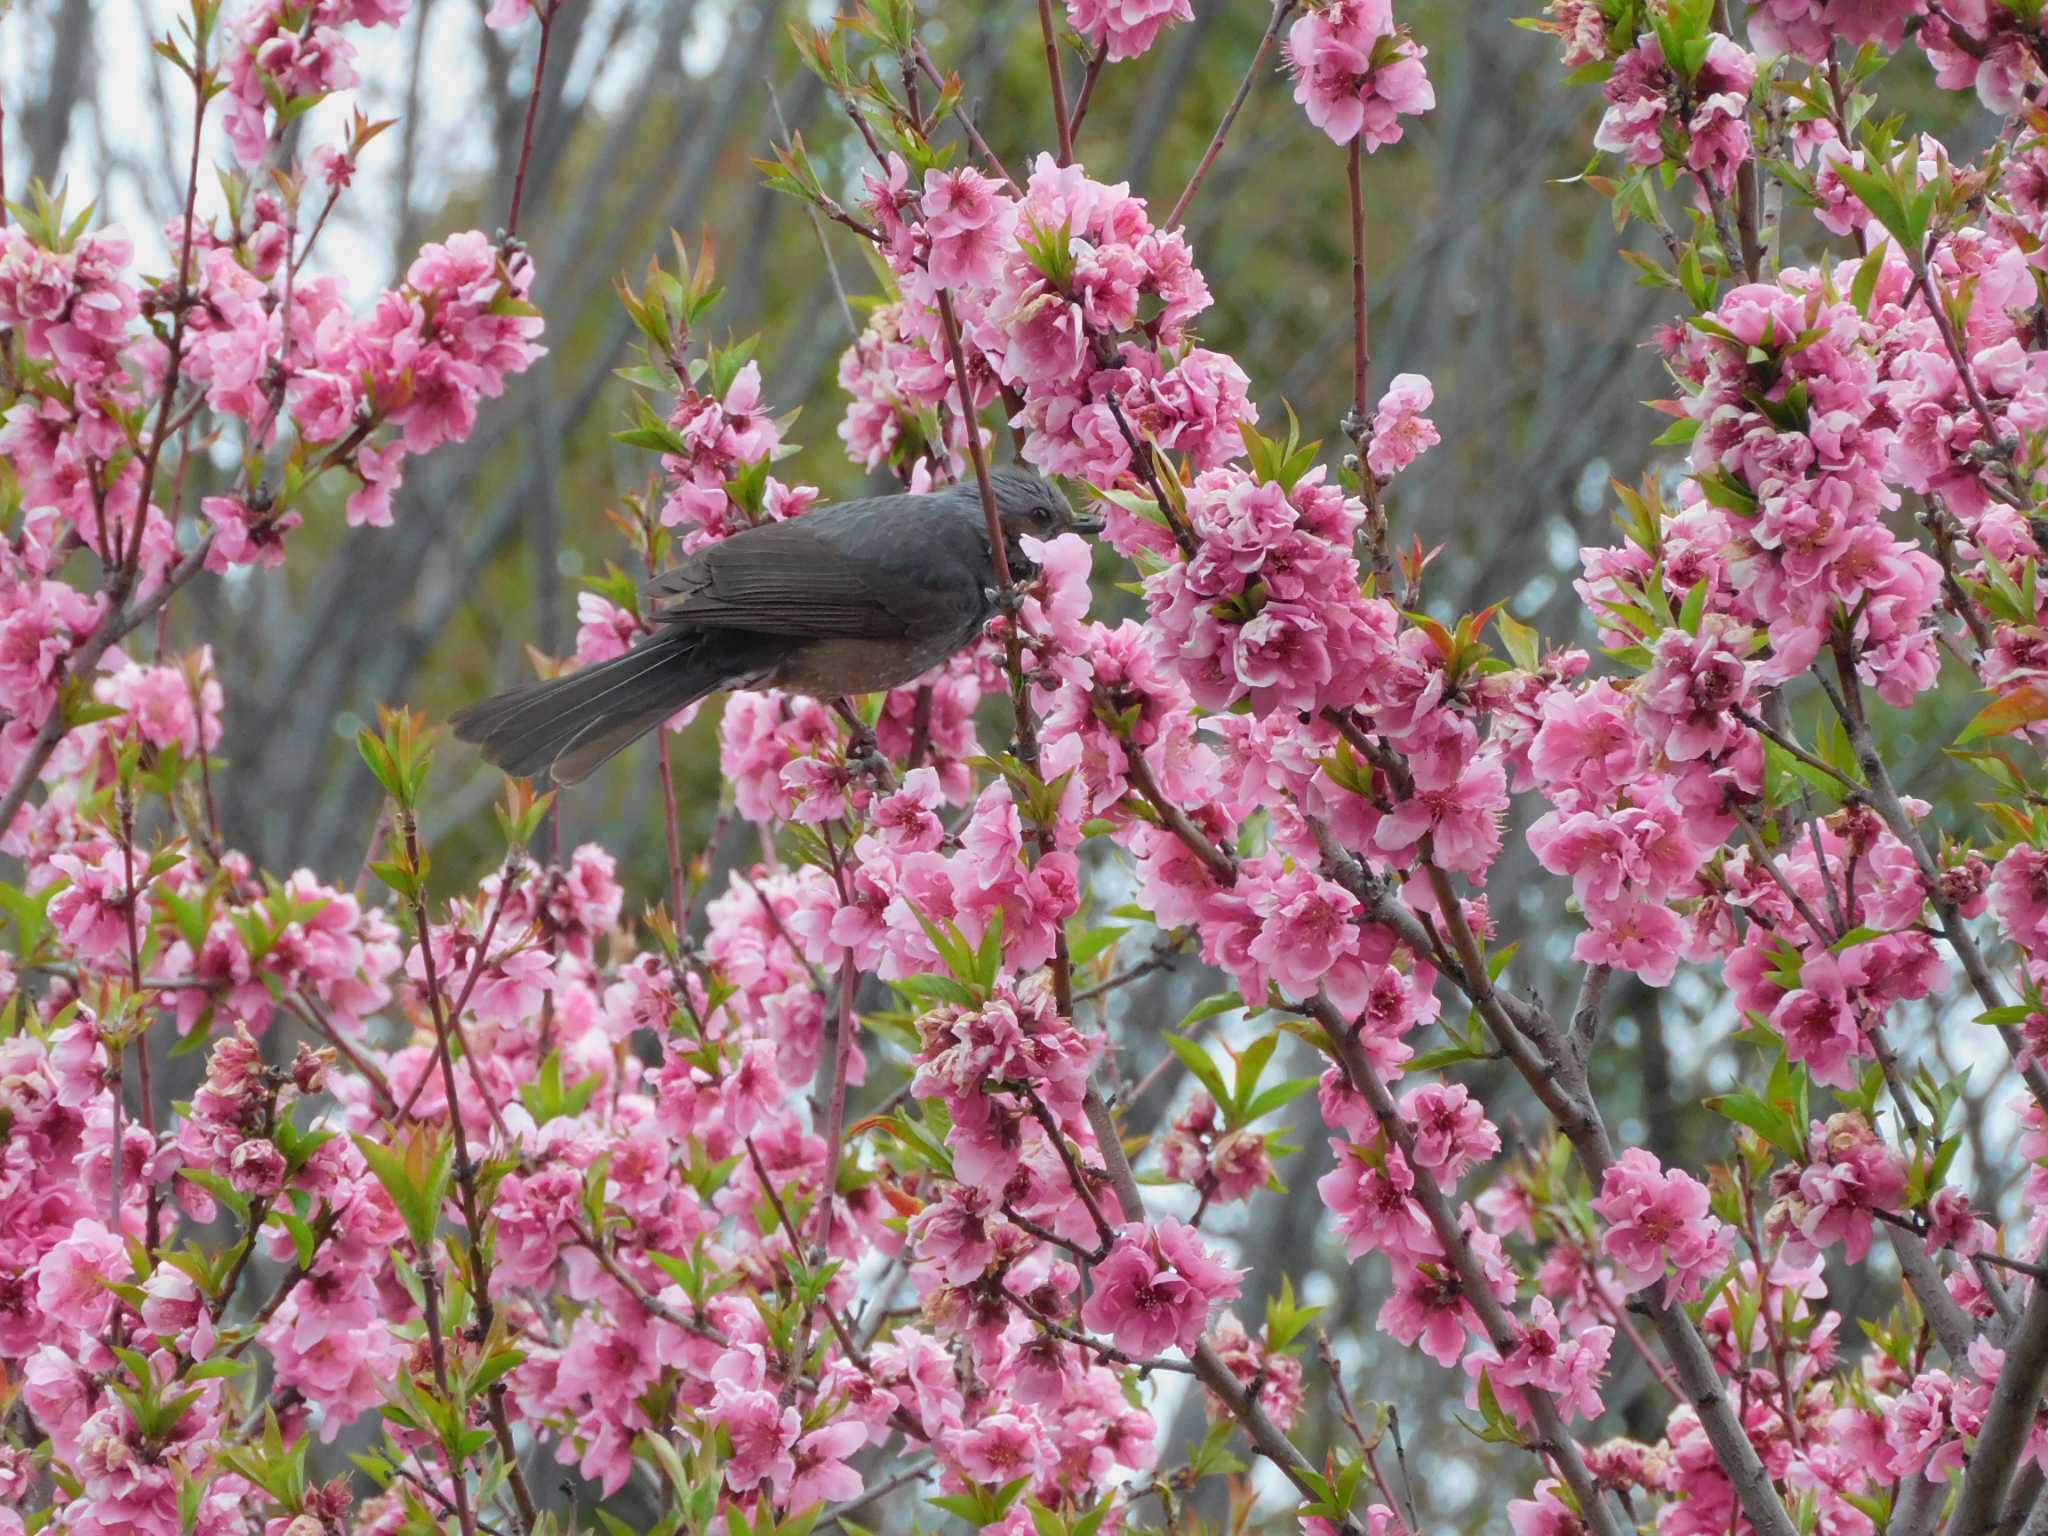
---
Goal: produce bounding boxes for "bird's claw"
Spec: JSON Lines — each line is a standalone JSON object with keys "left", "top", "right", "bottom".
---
{"left": 985, "top": 578, "right": 1034, "bottom": 617}
{"left": 832, "top": 701, "right": 899, "bottom": 792}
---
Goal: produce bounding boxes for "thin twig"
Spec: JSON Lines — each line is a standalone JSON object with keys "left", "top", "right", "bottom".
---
{"left": 1167, "top": 0, "right": 1299, "bottom": 228}
{"left": 1067, "top": 41, "right": 1109, "bottom": 143}
{"left": 1034, "top": 0, "right": 1075, "bottom": 165}
{"left": 504, "top": 2, "right": 558, "bottom": 239}
{"left": 769, "top": 77, "right": 860, "bottom": 340}
{"left": 913, "top": 42, "right": 1017, "bottom": 188}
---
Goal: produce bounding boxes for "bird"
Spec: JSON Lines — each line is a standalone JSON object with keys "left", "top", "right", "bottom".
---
{"left": 450, "top": 468, "right": 1100, "bottom": 787}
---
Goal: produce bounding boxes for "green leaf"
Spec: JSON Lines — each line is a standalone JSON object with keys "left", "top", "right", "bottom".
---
{"left": 1649, "top": 413, "right": 1701, "bottom": 446}
{"left": 1677, "top": 577, "right": 1709, "bottom": 636}
{"left": 1164, "top": 1033, "right": 1232, "bottom": 1113}
{"left": 352, "top": 1132, "right": 450, "bottom": 1253}
{"left": 1495, "top": 607, "right": 1542, "bottom": 672}
{"left": 1957, "top": 684, "right": 2048, "bottom": 745}
{"left": 1241, "top": 1076, "right": 1317, "bottom": 1123}
{"left": 1976, "top": 1004, "right": 2035, "bottom": 1027}
{"left": 1850, "top": 241, "right": 1888, "bottom": 314}
{"left": 178, "top": 1168, "right": 251, "bottom": 1223}
{"left": 1263, "top": 1274, "right": 1323, "bottom": 1352}
{"left": 1179, "top": 992, "right": 1244, "bottom": 1028}
{"left": 356, "top": 729, "right": 401, "bottom": 801}
{"left": 1230, "top": 1034, "right": 1279, "bottom": 1119}
{"left": 1066, "top": 923, "right": 1127, "bottom": 965}
{"left": 1705, "top": 1089, "right": 1804, "bottom": 1161}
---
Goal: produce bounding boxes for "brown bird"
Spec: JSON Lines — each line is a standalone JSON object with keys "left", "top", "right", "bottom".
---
{"left": 451, "top": 469, "right": 1098, "bottom": 787}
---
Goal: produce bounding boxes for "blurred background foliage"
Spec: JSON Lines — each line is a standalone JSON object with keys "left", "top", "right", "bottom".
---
{"left": 3, "top": 0, "right": 2005, "bottom": 1524}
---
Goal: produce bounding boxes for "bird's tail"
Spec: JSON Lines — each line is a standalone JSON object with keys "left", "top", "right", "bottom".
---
{"left": 450, "top": 630, "right": 723, "bottom": 787}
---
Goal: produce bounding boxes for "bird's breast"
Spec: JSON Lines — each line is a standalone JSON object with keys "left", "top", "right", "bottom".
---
{"left": 772, "top": 629, "right": 976, "bottom": 698}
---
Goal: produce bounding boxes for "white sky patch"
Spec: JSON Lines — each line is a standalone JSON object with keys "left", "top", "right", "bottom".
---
{"left": 0, "top": 0, "right": 704, "bottom": 293}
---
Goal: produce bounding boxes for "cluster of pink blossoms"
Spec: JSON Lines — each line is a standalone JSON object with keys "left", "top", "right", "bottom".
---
{"left": 1065, "top": 0, "right": 1193, "bottom": 62}
{"left": 1741, "top": 0, "right": 2037, "bottom": 111}
{"left": 655, "top": 358, "right": 818, "bottom": 549}
{"left": 0, "top": 179, "right": 539, "bottom": 805}
{"left": 1284, "top": 0, "right": 1437, "bottom": 151}
{"left": 1145, "top": 464, "right": 1382, "bottom": 711}
{"left": 219, "top": 0, "right": 410, "bottom": 167}
{"left": 835, "top": 298, "right": 976, "bottom": 481}
{"left": 853, "top": 153, "right": 1251, "bottom": 490}
{"left": 1595, "top": 32, "right": 1758, "bottom": 195}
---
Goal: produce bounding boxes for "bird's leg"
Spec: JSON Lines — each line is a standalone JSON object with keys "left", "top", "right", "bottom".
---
{"left": 985, "top": 577, "right": 1036, "bottom": 618}
{"left": 832, "top": 698, "right": 898, "bottom": 793}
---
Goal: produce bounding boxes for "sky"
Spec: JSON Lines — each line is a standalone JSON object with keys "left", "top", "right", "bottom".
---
{"left": 0, "top": 0, "right": 737, "bottom": 292}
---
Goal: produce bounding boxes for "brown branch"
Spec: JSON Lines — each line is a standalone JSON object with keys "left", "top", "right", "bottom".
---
{"left": 569, "top": 1219, "right": 729, "bottom": 1342}
{"left": 396, "top": 854, "right": 522, "bottom": 1140}
{"left": 1067, "top": 42, "right": 1108, "bottom": 144}
{"left": 813, "top": 962, "right": 858, "bottom": 1255}
{"left": 1298, "top": 813, "right": 1793, "bottom": 1536}
{"left": 657, "top": 731, "right": 689, "bottom": 931}
{"left": 1077, "top": 1090, "right": 1371, "bottom": 1536}
{"left": 416, "top": 1249, "right": 479, "bottom": 1536}
{"left": 1166, "top": 0, "right": 1299, "bottom": 228}
{"left": 1000, "top": 1283, "right": 1194, "bottom": 1375}
{"left": 1346, "top": 135, "right": 1396, "bottom": 594}
{"left": 1297, "top": 991, "right": 1625, "bottom": 1535}
{"left": 1019, "top": 1085, "right": 1116, "bottom": 1253}
{"left": 503, "top": 1, "right": 557, "bottom": 239}
{"left": 1730, "top": 704, "right": 1862, "bottom": 793}
{"left": 1034, "top": 0, "right": 1074, "bottom": 165}
{"left": 1824, "top": 642, "right": 2048, "bottom": 1110}
{"left": 121, "top": 28, "right": 212, "bottom": 584}
{"left": 1072, "top": 936, "right": 1191, "bottom": 1003}
{"left": 935, "top": 289, "right": 1010, "bottom": 592}
{"left": 1952, "top": 1261, "right": 2048, "bottom": 1536}
{"left": 913, "top": 41, "right": 1017, "bottom": 189}
{"left": 1124, "top": 748, "right": 1235, "bottom": 883}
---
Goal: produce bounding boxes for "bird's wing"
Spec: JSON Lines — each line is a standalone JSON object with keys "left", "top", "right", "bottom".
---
{"left": 646, "top": 498, "right": 988, "bottom": 639}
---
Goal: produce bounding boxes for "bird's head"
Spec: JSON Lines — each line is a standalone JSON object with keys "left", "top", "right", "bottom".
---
{"left": 984, "top": 468, "right": 1106, "bottom": 545}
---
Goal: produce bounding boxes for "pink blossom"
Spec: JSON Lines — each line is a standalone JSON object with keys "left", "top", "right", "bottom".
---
{"left": 1366, "top": 372, "right": 1439, "bottom": 478}
{"left": 1775, "top": 1112, "right": 1907, "bottom": 1264}
{"left": 1245, "top": 865, "right": 1363, "bottom": 1003}
{"left": 788, "top": 1420, "right": 865, "bottom": 1507}
{"left": 1285, "top": 0, "right": 1436, "bottom": 150}
{"left": 921, "top": 169, "right": 1017, "bottom": 290}
{"left": 203, "top": 493, "right": 300, "bottom": 572}
{"left": 1768, "top": 951, "right": 1870, "bottom": 1090}
{"left": 35, "top": 1220, "right": 130, "bottom": 1333}
{"left": 1400, "top": 1081, "right": 1499, "bottom": 1180}
{"left": 46, "top": 846, "right": 137, "bottom": 965}
{"left": 94, "top": 652, "right": 223, "bottom": 758}
{"left": 711, "top": 1350, "right": 800, "bottom": 1494}
{"left": 1990, "top": 844, "right": 2048, "bottom": 959}
{"left": 1371, "top": 753, "right": 1507, "bottom": 873}
{"left": 1572, "top": 897, "right": 1686, "bottom": 987}
{"left": 1066, "top": 0, "right": 1193, "bottom": 61}
{"left": 1080, "top": 1219, "right": 1243, "bottom": 1357}
{"left": 1378, "top": 1259, "right": 1473, "bottom": 1365}
{"left": 1319, "top": 1136, "right": 1438, "bottom": 1262}
{"left": 948, "top": 1412, "right": 1049, "bottom": 1484}
{"left": 1591, "top": 1148, "right": 1732, "bottom": 1303}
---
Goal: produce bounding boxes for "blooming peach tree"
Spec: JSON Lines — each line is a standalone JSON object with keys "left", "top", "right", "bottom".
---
{"left": 5, "top": 0, "right": 2048, "bottom": 1534}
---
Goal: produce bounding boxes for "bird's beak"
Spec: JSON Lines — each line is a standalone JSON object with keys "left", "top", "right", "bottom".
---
{"left": 1065, "top": 506, "right": 1107, "bottom": 536}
